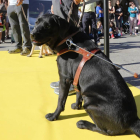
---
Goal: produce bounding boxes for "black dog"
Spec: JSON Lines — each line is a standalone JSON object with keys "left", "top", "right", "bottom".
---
{"left": 31, "top": 14, "right": 140, "bottom": 137}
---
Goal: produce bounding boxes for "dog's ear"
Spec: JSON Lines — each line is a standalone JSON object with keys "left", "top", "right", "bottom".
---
{"left": 52, "top": 15, "right": 70, "bottom": 38}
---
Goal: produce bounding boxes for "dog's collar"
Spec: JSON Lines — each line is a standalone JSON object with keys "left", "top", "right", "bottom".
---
{"left": 56, "top": 30, "right": 80, "bottom": 48}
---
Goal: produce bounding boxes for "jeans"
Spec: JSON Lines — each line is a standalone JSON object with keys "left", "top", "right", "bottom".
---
{"left": 129, "top": 17, "right": 137, "bottom": 34}
{"left": 115, "top": 16, "right": 123, "bottom": 28}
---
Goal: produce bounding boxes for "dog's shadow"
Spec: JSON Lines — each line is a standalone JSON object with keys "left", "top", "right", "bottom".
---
{"left": 58, "top": 95, "right": 140, "bottom": 136}
{"left": 59, "top": 95, "right": 140, "bottom": 121}
{"left": 59, "top": 112, "right": 87, "bottom": 120}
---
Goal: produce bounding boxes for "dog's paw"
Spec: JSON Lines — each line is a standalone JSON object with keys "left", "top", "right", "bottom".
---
{"left": 45, "top": 113, "right": 57, "bottom": 121}
{"left": 71, "top": 103, "right": 82, "bottom": 110}
{"left": 39, "top": 55, "right": 43, "bottom": 58}
{"left": 77, "top": 120, "right": 88, "bottom": 129}
{"left": 27, "top": 55, "right": 31, "bottom": 57}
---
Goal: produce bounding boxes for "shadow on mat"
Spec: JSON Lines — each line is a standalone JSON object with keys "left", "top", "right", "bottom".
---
{"left": 59, "top": 113, "right": 88, "bottom": 120}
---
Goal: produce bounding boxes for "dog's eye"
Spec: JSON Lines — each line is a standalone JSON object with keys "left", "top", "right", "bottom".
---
{"left": 35, "top": 21, "right": 39, "bottom": 25}
{"left": 44, "top": 24, "right": 50, "bottom": 29}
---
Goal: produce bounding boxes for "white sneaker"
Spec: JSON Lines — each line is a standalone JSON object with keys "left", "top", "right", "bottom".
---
{"left": 54, "top": 85, "right": 76, "bottom": 95}
{"left": 50, "top": 81, "right": 59, "bottom": 88}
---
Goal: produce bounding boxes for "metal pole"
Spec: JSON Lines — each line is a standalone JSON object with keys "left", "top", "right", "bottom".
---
{"left": 103, "top": 0, "right": 109, "bottom": 58}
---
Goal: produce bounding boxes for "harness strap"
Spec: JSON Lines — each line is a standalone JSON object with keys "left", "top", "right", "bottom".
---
{"left": 73, "top": 48, "right": 100, "bottom": 91}
{"left": 73, "top": 56, "right": 89, "bottom": 92}
{"left": 56, "top": 30, "right": 79, "bottom": 48}
{"left": 57, "top": 47, "right": 101, "bottom": 92}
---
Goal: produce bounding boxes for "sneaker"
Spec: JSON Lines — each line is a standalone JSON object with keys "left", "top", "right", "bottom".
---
{"left": 11, "top": 41, "right": 15, "bottom": 44}
{"left": 50, "top": 81, "right": 59, "bottom": 89}
{"left": 8, "top": 48, "right": 23, "bottom": 54}
{"left": 111, "top": 34, "right": 115, "bottom": 39}
{"left": 20, "top": 47, "right": 31, "bottom": 56}
{"left": 54, "top": 86, "right": 76, "bottom": 95}
{"left": 97, "top": 42, "right": 101, "bottom": 46}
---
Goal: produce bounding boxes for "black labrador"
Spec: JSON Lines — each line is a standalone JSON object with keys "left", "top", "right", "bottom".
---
{"left": 31, "top": 14, "right": 140, "bottom": 137}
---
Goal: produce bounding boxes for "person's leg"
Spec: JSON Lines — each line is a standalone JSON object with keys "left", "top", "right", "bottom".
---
{"left": 101, "top": 17, "right": 104, "bottom": 28}
{"left": 82, "top": 13, "right": 90, "bottom": 36}
{"left": 129, "top": 17, "right": 133, "bottom": 35}
{"left": 6, "top": 17, "right": 9, "bottom": 38}
{"left": 16, "top": 4, "right": 32, "bottom": 51}
{"left": 115, "top": 16, "right": 119, "bottom": 33}
{"left": 2, "top": 31, "right": 5, "bottom": 42}
{"left": 120, "top": 16, "right": 123, "bottom": 35}
{"left": 109, "top": 28, "right": 115, "bottom": 39}
{"left": 7, "top": 5, "right": 22, "bottom": 50}
{"left": 133, "top": 17, "right": 137, "bottom": 35}
{"left": 0, "top": 31, "right": 2, "bottom": 43}
{"left": 90, "top": 12, "right": 100, "bottom": 45}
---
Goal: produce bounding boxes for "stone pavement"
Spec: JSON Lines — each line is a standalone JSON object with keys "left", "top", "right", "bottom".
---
{"left": 0, "top": 33, "right": 140, "bottom": 89}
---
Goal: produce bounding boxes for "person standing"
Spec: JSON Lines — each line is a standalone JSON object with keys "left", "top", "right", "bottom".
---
{"left": 8, "top": 0, "right": 32, "bottom": 55}
{"left": 0, "top": 12, "right": 5, "bottom": 43}
{"left": 114, "top": 0, "right": 123, "bottom": 36}
{"left": 0, "top": 0, "right": 6, "bottom": 43}
{"left": 96, "top": 1, "right": 104, "bottom": 27}
{"left": 108, "top": 0, "right": 115, "bottom": 22}
{"left": 50, "top": 0, "right": 81, "bottom": 94}
{"left": 52, "top": 0, "right": 80, "bottom": 27}
{"left": 128, "top": 2, "right": 138, "bottom": 36}
{"left": 80, "top": 0, "right": 101, "bottom": 46}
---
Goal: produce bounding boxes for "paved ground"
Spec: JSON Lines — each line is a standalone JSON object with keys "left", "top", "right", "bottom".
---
{"left": 0, "top": 33, "right": 140, "bottom": 89}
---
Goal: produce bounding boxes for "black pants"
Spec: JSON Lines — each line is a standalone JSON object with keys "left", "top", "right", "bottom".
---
{"left": 82, "top": 12, "right": 99, "bottom": 44}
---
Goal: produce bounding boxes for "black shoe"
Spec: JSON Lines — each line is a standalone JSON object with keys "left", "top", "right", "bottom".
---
{"left": 20, "top": 47, "right": 31, "bottom": 56}
{"left": 11, "top": 41, "right": 15, "bottom": 44}
{"left": 8, "top": 48, "right": 23, "bottom": 54}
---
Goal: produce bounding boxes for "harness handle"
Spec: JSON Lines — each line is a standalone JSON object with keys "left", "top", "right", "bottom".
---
{"left": 66, "top": 39, "right": 139, "bottom": 79}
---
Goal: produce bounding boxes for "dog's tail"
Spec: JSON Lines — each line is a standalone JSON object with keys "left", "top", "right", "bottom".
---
{"left": 129, "top": 119, "right": 140, "bottom": 138}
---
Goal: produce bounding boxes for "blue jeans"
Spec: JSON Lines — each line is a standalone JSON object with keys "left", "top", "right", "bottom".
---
{"left": 115, "top": 16, "right": 123, "bottom": 28}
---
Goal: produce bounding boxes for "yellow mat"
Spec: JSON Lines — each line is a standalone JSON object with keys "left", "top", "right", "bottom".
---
{"left": 0, "top": 51, "right": 140, "bottom": 140}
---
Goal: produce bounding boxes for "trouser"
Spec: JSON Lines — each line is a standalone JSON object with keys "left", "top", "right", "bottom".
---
{"left": 115, "top": 16, "right": 123, "bottom": 28}
{"left": 7, "top": 4, "right": 32, "bottom": 50}
{"left": 129, "top": 17, "right": 137, "bottom": 34}
{"left": 2, "top": 31, "right": 5, "bottom": 42}
{"left": 82, "top": 12, "right": 100, "bottom": 44}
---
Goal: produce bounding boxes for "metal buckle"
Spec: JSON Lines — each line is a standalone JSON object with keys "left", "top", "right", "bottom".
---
{"left": 66, "top": 39, "right": 73, "bottom": 50}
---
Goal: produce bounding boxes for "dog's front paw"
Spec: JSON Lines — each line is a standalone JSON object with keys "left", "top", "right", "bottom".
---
{"left": 39, "top": 55, "right": 43, "bottom": 58}
{"left": 77, "top": 120, "right": 87, "bottom": 129}
{"left": 71, "top": 102, "right": 82, "bottom": 110}
{"left": 45, "top": 113, "right": 57, "bottom": 121}
{"left": 27, "top": 54, "right": 31, "bottom": 57}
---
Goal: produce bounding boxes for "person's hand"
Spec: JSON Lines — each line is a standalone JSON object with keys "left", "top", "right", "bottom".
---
{"left": 74, "top": 0, "right": 82, "bottom": 5}
{"left": 51, "top": 5, "right": 54, "bottom": 14}
{"left": 17, "top": 0, "right": 23, "bottom": 6}
{"left": 118, "top": 16, "right": 120, "bottom": 20}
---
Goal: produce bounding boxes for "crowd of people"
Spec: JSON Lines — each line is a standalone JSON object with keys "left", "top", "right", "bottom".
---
{"left": 0, "top": 0, "right": 140, "bottom": 52}
{"left": 95, "top": 0, "right": 140, "bottom": 39}
{"left": 0, "top": 0, "right": 140, "bottom": 95}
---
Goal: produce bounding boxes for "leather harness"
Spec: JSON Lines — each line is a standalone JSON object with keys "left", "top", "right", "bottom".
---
{"left": 57, "top": 34, "right": 101, "bottom": 92}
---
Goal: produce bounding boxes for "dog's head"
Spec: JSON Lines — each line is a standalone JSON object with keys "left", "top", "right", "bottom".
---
{"left": 31, "top": 14, "right": 70, "bottom": 49}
